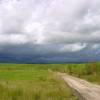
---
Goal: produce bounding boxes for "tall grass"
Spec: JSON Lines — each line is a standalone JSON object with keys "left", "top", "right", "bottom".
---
{"left": 41, "top": 62, "right": 100, "bottom": 84}
{"left": 0, "top": 62, "right": 99, "bottom": 100}
{"left": 0, "top": 64, "right": 77, "bottom": 100}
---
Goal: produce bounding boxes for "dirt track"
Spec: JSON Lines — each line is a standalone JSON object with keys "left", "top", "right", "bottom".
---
{"left": 58, "top": 73, "right": 100, "bottom": 100}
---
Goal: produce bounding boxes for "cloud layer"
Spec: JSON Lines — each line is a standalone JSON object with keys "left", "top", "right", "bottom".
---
{"left": 0, "top": 0, "right": 100, "bottom": 62}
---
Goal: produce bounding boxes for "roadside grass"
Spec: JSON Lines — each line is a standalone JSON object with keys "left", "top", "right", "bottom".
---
{"left": 39, "top": 63, "right": 100, "bottom": 84}
{"left": 0, "top": 64, "right": 77, "bottom": 100}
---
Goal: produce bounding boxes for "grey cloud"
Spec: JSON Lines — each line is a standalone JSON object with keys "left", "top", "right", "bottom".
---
{"left": 0, "top": 0, "right": 100, "bottom": 57}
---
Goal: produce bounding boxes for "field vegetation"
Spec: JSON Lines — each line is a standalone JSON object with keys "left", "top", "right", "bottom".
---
{"left": 0, "top": 64, "right": 77, "bottom": 100}
{"left": 0, "top": 62, "right": 100, "bottom": 100}
{"left": 47, "top": 62, "right": 100, "bottom": 84}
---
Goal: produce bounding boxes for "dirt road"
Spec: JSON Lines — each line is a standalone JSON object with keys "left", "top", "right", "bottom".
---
{"left": 58, "top": 73, "right": 100, "bottom": 100}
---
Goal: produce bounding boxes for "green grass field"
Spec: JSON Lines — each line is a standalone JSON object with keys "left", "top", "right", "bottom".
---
{"left": 0, "top": 63, "right": 100, "bottom": 100}
{"left": 0, "top": 64, "right": 77, "bottom": 100}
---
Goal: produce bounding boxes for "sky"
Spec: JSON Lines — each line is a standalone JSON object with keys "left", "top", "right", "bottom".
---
{"left": 0, "top": 0, "right": 100, "bottom": 63}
